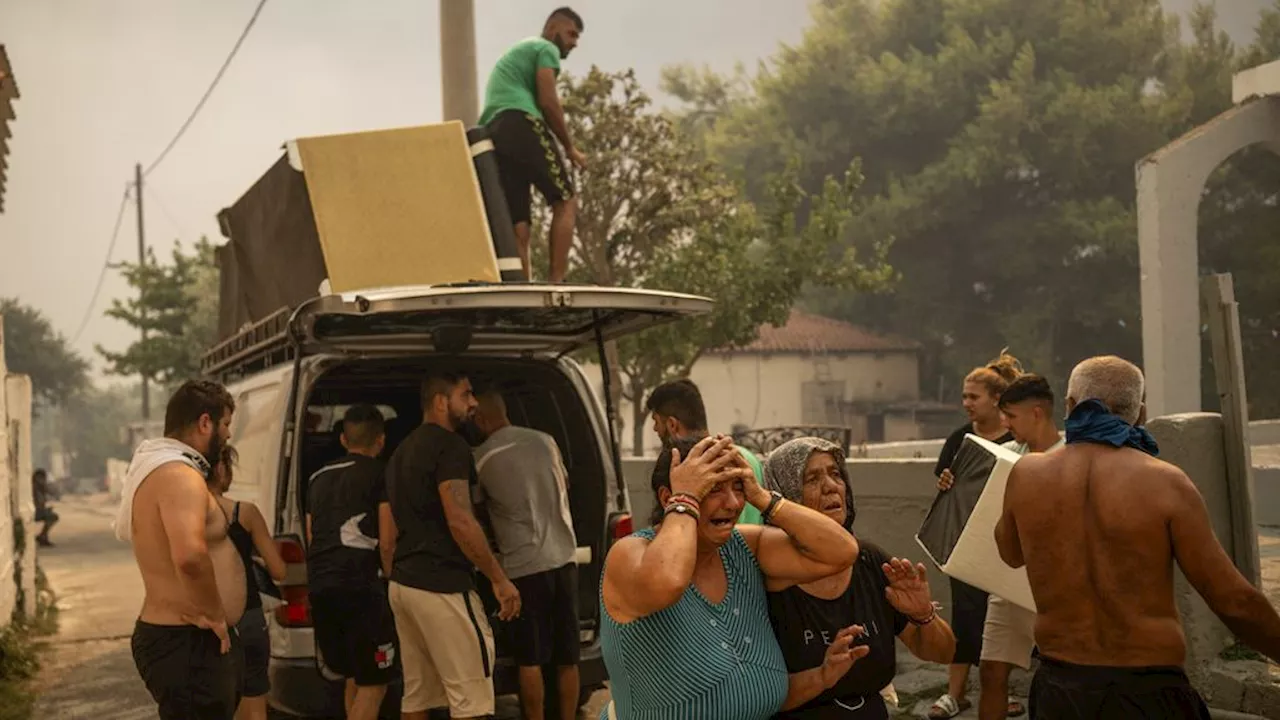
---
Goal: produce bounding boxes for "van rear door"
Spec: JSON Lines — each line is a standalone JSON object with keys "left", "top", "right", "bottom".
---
{"left": 287, "top": 281, "right": 713, "bottom": 524}
{"left": 290, "top": 283, "right": 713, "bottom": 356}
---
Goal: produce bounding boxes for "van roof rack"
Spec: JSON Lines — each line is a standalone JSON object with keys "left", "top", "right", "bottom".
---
{"left": 201, "top": 306, "right": 295, "bottom": 382}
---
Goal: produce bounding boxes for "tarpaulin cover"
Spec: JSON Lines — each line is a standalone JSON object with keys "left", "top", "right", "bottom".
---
{"left": 216, "top": 153, "right": 328, "bottom": 341}
{"left": 916, "top": 435, "right": 996, "bottom": 567}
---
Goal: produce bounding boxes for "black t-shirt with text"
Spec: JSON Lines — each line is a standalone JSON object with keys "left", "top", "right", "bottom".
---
{"left": 767, "top": 541, "right": 909, "bottom": 719}
{"left": 385, "top": 423, "right": 477, "bottom": 594}
{"left": 306, "top": 453, "right": 387, "bottom": 594}
{"left": 934, "top": 424, "right": 1014, "bottom": 477}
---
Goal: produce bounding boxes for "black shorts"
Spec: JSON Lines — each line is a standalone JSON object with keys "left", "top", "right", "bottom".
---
{"left": 487, "top": 110, "right": 574, "bottom": 225}
{"left": 1029, "top": 655, "right": 1210, "bottom": 719}
{"left": 311, "top": 586, "right": 400, "bottom": 686}
{"left": 949, "top": 577, "right": 989, "bottom": 665}
{"left": 236, "top": 607, "right": 270, "bottom": 697}
{"left": 509, "top": 563, "right": 580, "bottom": 667}
{"left": 131, "top": 619, "right": 243, "bottom": 720}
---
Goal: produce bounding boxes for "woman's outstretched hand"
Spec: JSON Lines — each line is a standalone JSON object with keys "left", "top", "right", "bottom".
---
{"left": 883, "top": 557, "right": 935, "bottom": 621}
{"left": 820, "top": 625, "right": 871, "bottom": 688}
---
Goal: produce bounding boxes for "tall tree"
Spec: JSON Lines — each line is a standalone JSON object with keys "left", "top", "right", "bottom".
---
{"left": 0, "top": 299, "right": 88, "bottom": 407}
{"left": 98, "top": 238, "right": 220, "bottom": 388}
{"left": 538, "top": 68, "right": 894, "bottom": 450}
{"left": 665, "top": 0, "right": 1206, "bottom": 393}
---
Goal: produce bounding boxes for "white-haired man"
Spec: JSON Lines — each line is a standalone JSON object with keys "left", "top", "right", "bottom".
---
{"left": 995, "top": 355, "right": 1280, "bottom": 718}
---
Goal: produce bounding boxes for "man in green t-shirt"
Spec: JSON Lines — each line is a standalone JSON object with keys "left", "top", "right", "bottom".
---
{"left": 644, "top": 379, "right": 765, "bottom": 525}
{"left": 478, "top": 7, "right": 586, "bottom": 284}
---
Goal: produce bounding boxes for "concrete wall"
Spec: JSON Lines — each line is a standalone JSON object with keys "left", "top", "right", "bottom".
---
{"left": 1249, "top": 419, "right": 1280, "bottom": 447}
{"left": 6, "top": 375, "right": 35, "bottom": 619}
{"left": 0, "top": 316, "right": 35, "bottom": 626}
{"left": 1146, "top": 414, "right": 1239, "bottom": 688}
{"left": 1254, "top": 467, "right": 1280, "bottom": 528}
{"left": 851, "top": 438, "right": 946, "bottom": 460}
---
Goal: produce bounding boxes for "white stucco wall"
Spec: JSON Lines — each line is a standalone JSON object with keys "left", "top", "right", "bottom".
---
{"left": 584, "top": 350, "right": 921, "bottom": 455}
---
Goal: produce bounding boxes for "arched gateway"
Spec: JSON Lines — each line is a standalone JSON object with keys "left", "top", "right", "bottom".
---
{"left": 1138, "top": 59, "right": 1280, "bottom": 417}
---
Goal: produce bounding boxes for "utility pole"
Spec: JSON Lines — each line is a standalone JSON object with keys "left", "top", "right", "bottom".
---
{"left": 440, "top": 0, "right": 478, "bottom": 126}
{"left": 135, "top": 162, "right": 150, "bottom": 421}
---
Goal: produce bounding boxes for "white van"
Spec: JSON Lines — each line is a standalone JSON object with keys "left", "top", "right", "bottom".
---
{"left": 208, "top": 282, "right": 711, "bottom": 717}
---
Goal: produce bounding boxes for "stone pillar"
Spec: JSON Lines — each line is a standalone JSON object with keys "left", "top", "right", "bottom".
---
{"left": 440, "top": 0, "right": 479, "bottom": 127}
{"left": 1148, "top": 413, "right": 1236, "bottom": 686}
{"left": 1137, "top": 95, "right": 1280, "bottom": 418}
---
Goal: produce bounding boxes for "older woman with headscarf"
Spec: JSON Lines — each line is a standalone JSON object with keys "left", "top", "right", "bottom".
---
{"left": 600, "top": 435, "right": 863, "bottom": 720}
{"left": 764, "top": 437, "right": 957, "bottom": 719}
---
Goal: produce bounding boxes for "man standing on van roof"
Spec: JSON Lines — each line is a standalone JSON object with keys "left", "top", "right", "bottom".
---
{"left": 479, "top": 6, "right": 586, "bottom": 284}
{"left": 116, "top": 380, "right": 245, "bottom": 720}
{"left": 305, "top": 404, "right": 400, "bottom": 720}
{"left": 385, "top": 373, "right": 522, "bottom": 720}
{"left": 472, "top": 389, "right": 580, "bottom": 720}
{"left": 645, "top": 378, "right": 765, "bottom": 525}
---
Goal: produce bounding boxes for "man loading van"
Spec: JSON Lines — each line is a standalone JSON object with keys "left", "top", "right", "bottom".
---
{"left": 306, "top": 405, "right": 400, "bottom": 720}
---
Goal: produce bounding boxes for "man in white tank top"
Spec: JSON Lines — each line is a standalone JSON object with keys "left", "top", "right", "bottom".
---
{"left": 120, "top": 380, "right": 246, "bottom": 720}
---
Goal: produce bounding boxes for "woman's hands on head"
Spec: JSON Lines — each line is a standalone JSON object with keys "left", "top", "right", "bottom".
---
{"left": 669, "top": 435, "right": 753, "bottom": 501}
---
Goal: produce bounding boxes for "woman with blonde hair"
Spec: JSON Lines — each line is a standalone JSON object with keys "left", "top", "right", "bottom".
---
{"left": 929, "top": 350, "right": 1024, "bottom": 719}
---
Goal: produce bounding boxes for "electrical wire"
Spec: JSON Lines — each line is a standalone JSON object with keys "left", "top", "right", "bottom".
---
{"left": 142, "top": 0, "right": 270, "bottom": 177}
{"left": 144, "top": 182, "right": 188, "bottom": 239}
{"left": 72, "top": 186, "right": 132, "bottom": 345}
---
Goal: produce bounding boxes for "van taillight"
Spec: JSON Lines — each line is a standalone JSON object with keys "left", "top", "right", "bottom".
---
{"left": 609, "top": 513, "right": 633, "bottom": 540}
{"left": 276, "top": 585, "right": 312, "bottom": 627}
{"left": 274, "top": 537, "right": 312, "bottom": 627}
{"left": 277, "top": 537, "right": 306, "bottom": 563}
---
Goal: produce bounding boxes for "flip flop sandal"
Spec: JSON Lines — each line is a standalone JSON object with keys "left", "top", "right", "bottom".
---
{"left": 928, "top": 694, "right": 971, "bottom": 719}
{"left": 1008, "top": 699, "right": 1027, "bottom": 717}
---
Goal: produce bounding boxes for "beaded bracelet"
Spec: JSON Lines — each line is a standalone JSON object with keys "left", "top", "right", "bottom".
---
{"left": 668, "top": 492, "right": 703, "bottom": 509}
{"left": 664, "top": 499, "right": 701, "bottom": 522}
{"left": 908, "top": 603, "right": 940, "bottom": 626}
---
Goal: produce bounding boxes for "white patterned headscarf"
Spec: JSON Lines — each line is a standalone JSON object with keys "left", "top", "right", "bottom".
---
{"left": 762, "top": 437, "right": 856, "bottom": 530}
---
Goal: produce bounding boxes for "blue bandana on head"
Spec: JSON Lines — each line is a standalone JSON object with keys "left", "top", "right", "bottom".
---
{"left": 1065, "top": 398, "right": 1159, "bottom": 457}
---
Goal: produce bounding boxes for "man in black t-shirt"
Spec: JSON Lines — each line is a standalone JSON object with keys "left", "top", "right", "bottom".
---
{"left": 306, "top": 404, "right": 399, "bottom": 720}
{"left": 384, "top": 373, "right": 522, "bottom": 719}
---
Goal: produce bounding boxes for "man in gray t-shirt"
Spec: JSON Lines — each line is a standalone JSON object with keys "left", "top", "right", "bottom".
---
{"left": 472, "top": 389, "right": 580, "bottom": 720}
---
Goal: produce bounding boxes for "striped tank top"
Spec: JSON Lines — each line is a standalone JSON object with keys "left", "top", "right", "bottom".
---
{"left": 600, "top": 528, "right": 788, "bottom": 720}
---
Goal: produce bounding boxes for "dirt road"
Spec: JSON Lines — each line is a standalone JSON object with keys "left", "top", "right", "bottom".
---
{"left": 31, "top": 493, "right": 153, "bottom": 719}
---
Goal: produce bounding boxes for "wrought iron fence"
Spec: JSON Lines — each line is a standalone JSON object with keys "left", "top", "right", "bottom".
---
{"left": 731, "top": 425, "right": 853, "bottom": 457}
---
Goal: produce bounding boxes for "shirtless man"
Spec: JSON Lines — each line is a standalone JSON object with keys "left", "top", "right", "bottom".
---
{"left": 118, "top": 380, "right": 247, "bottom": 720}
{"left": 995, "top": 356, "right": 1280, "bottom": 718}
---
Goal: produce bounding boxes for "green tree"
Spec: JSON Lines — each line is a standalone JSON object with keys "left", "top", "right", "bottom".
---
{"left": 60, "top": 383, "right": 139, "bottom": 477}
{"left": 538, "top": 68, "right": 894, "bottom": 450}
{"left": 0, "top": 299, "right": 88, "bottom": 407}
{"left": 665, "top": 0, "right": 1211, "bottom": 393}
{"left": 97, "top": 238, "right": 219, "bottom": 388}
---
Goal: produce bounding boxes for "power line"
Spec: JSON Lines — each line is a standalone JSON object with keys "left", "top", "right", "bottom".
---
{"left": 73, "top": 186, "right": 132, "bottom": 345}
{"left": 144, "top": 182, "right": 188, "bottom": 239}
{"left": 142, "top": 0, "right": 270, "bottom": 177}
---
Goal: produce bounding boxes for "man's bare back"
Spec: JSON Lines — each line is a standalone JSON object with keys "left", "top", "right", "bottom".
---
{"left": 133, "top": 462, "right": 246, "bottom": 627}
{"left": 997, "top": 443, "right": 1280, "bottom": 668}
